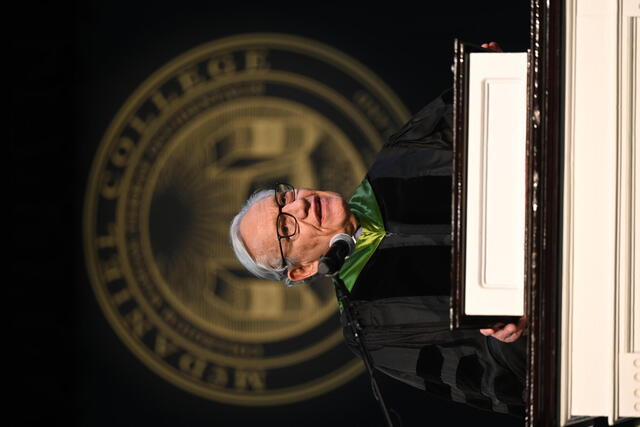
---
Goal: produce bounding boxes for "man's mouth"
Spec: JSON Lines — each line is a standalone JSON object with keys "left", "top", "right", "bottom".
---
{"left": 315, "top": 197, "right": 322, "bottom": 225}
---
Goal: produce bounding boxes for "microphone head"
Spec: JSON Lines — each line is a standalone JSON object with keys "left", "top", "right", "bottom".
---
{"left": 329, "top": 233, "right": 356, "bottom": 256}
{"left": 318, "top": 233, "right": 356, "bottom": 276}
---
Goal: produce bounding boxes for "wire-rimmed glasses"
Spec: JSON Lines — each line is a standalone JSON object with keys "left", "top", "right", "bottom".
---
{"left": 274, "top": 183, "right": 298, "bottom": 269}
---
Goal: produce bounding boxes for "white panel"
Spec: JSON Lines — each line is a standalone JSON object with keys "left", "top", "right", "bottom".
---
{"left": 464, "top": 52, "right": 526, "bottom": 316}
{"left": 617, "top": 0, "right": 640, "bottom": 419}
{"left": 561, "top": 0, "right": 640, "bottom": 424}
{"left": 634, "top": 19, "right": 639, "bottom": 349}
{"left": 629, "top": 6, "right": 640, "bottom": 359}
{"left": 481, "top": 80, "right": 526, "bottom": 288}
{"left": 560, "top": 2, "right": 578, "bottom": 421}
{"left": 634, "top": 14, "right": 640, "bottom": 355}
{"left": 570, "top": 0, "right": 618, "bottom": 418}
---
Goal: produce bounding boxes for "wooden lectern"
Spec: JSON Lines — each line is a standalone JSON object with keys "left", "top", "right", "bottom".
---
{"left": 450, "top": 1, "right": 640, "bottom": 426}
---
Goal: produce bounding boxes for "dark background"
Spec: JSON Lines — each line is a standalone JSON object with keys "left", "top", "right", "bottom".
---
{"left": 14, "top": 1, "right": 537, "bottom": 426}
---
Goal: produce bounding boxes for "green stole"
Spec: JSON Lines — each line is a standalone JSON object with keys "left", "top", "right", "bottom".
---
{"left": 338, "top": 178, "right": 386, "bottom": 308}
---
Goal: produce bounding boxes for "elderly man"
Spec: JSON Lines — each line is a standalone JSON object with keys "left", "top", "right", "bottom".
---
{"left": 230, "top": 84, "right": 527, "bottom": 417}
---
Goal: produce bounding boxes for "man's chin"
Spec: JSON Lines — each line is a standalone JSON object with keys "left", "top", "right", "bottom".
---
{"left": 331, "top": 199, "right": 357, "bottom": 234}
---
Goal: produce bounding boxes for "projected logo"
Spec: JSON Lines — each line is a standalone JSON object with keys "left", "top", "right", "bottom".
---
{"left": 83, "top": 33, "right": 409, "bottom": 405}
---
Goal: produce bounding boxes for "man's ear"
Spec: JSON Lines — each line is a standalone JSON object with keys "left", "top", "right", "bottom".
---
{"left": 287, "top": 260, "right": 319, "bottom": 282}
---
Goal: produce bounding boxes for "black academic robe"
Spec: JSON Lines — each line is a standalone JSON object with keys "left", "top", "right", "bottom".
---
{"left": 340, "top": 89, "right": 527, "bottom": 417}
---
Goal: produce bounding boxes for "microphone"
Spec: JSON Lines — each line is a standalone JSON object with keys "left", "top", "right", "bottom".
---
{"left": 318, "top": 233, "right": 356, "bottom": 276}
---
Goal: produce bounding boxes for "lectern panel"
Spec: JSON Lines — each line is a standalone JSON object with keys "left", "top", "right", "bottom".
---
{"left": 465, "top": 53, "right": 527, "bottom": 315}
{"left": 451, "top": 41, "right": 529, "bottom": 328}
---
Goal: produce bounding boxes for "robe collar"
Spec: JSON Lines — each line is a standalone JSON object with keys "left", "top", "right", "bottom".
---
{"left": 338, "top": 178, "right": 386, "bottom": 295}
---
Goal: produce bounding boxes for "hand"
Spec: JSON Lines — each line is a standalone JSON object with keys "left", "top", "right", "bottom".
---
{"left": 481, "top": 41, "right": 503, "bottom": 52}
{"left": 479, "top": 316, "right": 527, "bottom": 342}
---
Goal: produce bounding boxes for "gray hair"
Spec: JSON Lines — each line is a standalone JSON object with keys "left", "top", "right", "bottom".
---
{"left": 229, "top": 189, "right": 289, "bottom": 281}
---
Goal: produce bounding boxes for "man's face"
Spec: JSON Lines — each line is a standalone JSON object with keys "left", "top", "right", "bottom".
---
{"left": 239, "top": 188, "right": 358, "bottom": 281}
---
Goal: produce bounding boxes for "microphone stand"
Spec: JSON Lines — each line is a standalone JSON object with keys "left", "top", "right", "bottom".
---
{"left": 331, "top": 274, "right": 396, "bottom": 427}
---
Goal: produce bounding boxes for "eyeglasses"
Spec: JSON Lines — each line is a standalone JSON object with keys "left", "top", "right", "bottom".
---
{"left": 274, "top": 183, "right": 299, "bottom": 269}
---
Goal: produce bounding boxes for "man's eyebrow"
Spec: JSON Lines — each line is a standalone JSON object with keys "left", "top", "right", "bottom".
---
{"left": 275, "top": 188, "right": 296, "bottom": 206}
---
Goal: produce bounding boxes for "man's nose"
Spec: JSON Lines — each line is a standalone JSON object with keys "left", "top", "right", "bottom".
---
{"left": 282, "top": 197, "right": 309, "bottom": 219}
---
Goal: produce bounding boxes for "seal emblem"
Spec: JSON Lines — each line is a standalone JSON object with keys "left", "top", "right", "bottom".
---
{"left": 83, "top": 33, "right": 409, "bottom": 405}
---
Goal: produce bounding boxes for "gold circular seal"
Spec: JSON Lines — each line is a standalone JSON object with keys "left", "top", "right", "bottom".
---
{"left": 83, "top": 33, "right": 409, "bottom": 405}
